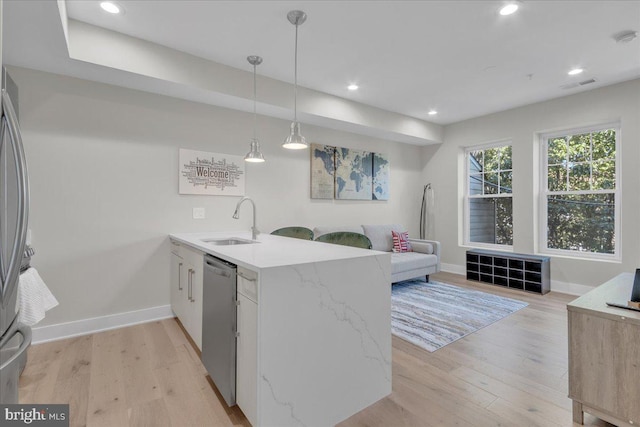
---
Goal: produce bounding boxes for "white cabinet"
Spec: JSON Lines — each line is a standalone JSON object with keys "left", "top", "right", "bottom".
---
{"left": 236, "top": 267, "right": 258, "bottom": 426}
{"left": 170, "top": 251, "right": 186, "bottom": 321}
{"left": 170, "top": 240, "right": 204, "bottom": 350}
{"left": 183, "top": 245, "right": 204, "bottom": 350}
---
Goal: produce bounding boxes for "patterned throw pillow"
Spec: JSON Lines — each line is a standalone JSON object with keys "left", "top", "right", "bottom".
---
{"left": 391, "top": 230, "right": 413, "bottom": 253}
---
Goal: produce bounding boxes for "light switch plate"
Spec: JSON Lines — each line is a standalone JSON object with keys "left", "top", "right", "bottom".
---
{"left": 193, "top": 207, "right": 205, "bottom": 219}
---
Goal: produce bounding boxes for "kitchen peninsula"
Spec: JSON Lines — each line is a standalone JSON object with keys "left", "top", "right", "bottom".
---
{"left": 169, "top": 231, "right": 392, "bottom": 427}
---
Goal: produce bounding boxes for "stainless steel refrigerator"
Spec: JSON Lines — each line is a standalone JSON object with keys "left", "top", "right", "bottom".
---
{"left": 0, "top": 66, "right": 32, "bottom": 404}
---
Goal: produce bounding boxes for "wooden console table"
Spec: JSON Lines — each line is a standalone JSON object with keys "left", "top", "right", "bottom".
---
{"left": 567, "top": 273, "right": 640, "bottom": 426}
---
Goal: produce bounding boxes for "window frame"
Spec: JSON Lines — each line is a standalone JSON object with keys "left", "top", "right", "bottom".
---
{"left": 463, "top": 140, "right": 514, "bottom": 251}
{"left": 538, "top": 122, "right": 621, "bottom": 261}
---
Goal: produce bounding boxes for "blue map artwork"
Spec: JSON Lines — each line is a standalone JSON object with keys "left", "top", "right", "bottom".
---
{"left": 373, "top": 153, "right": 390, "bottom": 200}
{"left": 310, "top": 144, "right": 390, "bottom": 201}
{"left": 310, "top": 144, "right": 336, "bottom": 199}
{"left": 335, "top": 148, "right": 373, "bottom": 200}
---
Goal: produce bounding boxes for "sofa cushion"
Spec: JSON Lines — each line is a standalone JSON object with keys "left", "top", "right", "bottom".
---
{"left": 391, "top": 230, "right": 413, "bottom": 253}
{"left": 390, "top": 252, "right": 438, "bottom": 274}
{"left": 313, "top": 225, "right": 364, "bottom": 239}
{"left": 362, "top": 224, "right": 404, "bottom": 252}
{"left": 409, "top": 240, "right": 434, "bottom": 254}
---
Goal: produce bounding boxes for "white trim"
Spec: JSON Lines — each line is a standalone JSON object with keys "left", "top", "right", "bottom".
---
{"left": 537, "top": 247, "right": 621, "bottom": 263}
{"left": 463, "top": 138, "right": 513, "bottom": 151}
{"left": 550, "top": 279, "right": 594, "bottom": 296}
{"left": 469, "top": 193, "right": 512, "bottom": 199}
{"left": 539, "top": 121, "right": 622, "bottom": 140}
{"left": 31, "top": 305, "right": 174, "bottom": 344}
{"left": 538, "top": 123, "right": 621, "bottom": 261}
{"left": 461, "top": 242, "right": 514, "bottom": 252}
{"left": 441, "top": 262, "right": 466, "bottom": 275}
{"left": 463, "top": 142, "right": 514, "bottom": 248}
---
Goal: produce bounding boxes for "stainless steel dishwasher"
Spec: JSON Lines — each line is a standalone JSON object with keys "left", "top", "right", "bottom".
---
{"left": 202, "top": 255, "right": 237, "bottom": 407}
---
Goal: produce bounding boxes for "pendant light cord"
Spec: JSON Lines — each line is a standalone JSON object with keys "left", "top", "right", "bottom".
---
{"left": 294, "top": 22, "right": 298, "bottom": 123}
{"left": 253, "top": 62, "right": 257, "bottom": 140}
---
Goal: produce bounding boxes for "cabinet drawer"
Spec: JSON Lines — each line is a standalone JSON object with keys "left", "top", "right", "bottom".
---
{"left": 494, "top": 276, "right": 508, "bottom": 287}
{"left": 509, "top": 279, "right": 524, "bottom": 290}
{"left": 170, "top": 240, "right": 182, "bottom": 257}
{"left": 479, "top": 264, "right": 493, "bottom": 274}
{"left": 525, "top": 282, "right": 542, "bottom": 293}
{"left": 479, "top": 255, "right": 493, "bottom": 265}
{"left": 509, "top": 259, "right": 524, "bottom": 269}
{"left": 525, "top": 271, "right": 541, "bottom": 283}
{"left": 525, "top": 261, "right": 542, "bottom": 272}
{"left": 238, "top": 267, "right": 258, "bottom": 302}
{"left": 509, "top": 269, "right": 523, "bottom": 280}
{"left": 494, "top": 267, "right": 508, "bottom": 278}
{"left": 182, "top": 246, "right": 204, "bottom": 268}
{"left": 494, "top": 257, "right": 508, "bottom": 268}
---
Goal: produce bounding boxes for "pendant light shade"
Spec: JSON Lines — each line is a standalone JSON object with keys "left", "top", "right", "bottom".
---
{"left": 245, "top": 139, "right": 265, "bottom": 162}
{"left": 245, "top": 55, "right": 266, "bottom": 163}
{"left": 283, "top": 122, "right": 307, "bottom": 150}
{"left": 283, "top": 10, "right": 309, "bottom": 150}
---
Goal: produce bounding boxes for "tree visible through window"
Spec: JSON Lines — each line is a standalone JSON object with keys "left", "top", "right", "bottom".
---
{"left": 466, "top": 144, "right": 513, "bottom": 246}
{"left": 542, "top": 126, "right": 618, "bottom": 256}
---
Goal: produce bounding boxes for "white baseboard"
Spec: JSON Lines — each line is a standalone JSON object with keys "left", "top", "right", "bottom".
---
{"left": 549, "top": 280, "right": 593, "bottom": 296}
{"left": 32, "top": 305, "right": 174, "bottom": 344}
{"left": 439, "top": 263, "right": 592, "bottom": 296}
{"left": 440, "top": 263, "right": 466, "bottom": 275}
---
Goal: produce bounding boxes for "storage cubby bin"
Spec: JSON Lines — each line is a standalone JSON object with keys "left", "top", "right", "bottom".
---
{"left": 465, "top": 249, "right": 550, "bottom": 294}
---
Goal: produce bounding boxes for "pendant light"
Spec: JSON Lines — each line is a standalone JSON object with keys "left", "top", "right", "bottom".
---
{"left": 282, "top": 10, "right": 308, "bottom": 150}
{"left": 244, "top": 55, "right": 266, "bottom": 163}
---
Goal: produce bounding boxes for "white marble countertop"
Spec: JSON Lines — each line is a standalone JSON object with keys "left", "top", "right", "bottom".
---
{"left": 169, "top": 230, "right": 387, "bottom": 271}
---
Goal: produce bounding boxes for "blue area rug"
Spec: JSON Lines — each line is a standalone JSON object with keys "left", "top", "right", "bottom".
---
{"left": 391, "top": 280, "right": 528, "bottom": 352}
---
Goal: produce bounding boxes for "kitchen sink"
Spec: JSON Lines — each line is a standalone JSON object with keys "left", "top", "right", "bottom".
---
{"left": 201, "top": 237, "right": 258, "bottom": 246}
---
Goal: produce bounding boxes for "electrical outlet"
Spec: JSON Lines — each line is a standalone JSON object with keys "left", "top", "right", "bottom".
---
{"left": 193, "top": 207, "right": 205, "bottom": 219}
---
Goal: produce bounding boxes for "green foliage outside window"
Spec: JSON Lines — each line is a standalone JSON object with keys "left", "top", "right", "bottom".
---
{"left": 545, "top": 129, "right": 617, "bottom": 254}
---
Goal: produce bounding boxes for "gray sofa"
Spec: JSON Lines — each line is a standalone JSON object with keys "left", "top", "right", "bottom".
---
{"left": 313, "top": 224, "right": 440, "bottom": 283}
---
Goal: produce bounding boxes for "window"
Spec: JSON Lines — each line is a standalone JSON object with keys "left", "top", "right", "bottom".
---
{"left": 465, "top": 144, "right": 513, "bottom": 248}
{"left": 540, "top": 124, "right": 620, "bottom": 259}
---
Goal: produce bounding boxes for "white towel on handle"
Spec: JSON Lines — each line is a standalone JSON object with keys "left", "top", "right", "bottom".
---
{"left": 17, "top": 267, "right": 59, "bottom": 326}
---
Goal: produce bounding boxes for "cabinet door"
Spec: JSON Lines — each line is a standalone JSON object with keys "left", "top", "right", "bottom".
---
{"left": 569, "top": 311, "right": 640, "bottom": 424}
{"left": 179, "top": 246, "right": 204, "bottom": 350}
{"left": 188, "top": 262, "right": 204, "bottom": 350}
{"left": 237, "top": 292, "right": 257, "bottom": 426}
{"left": 170, "top": 252, "right": 185, "bottom": 320}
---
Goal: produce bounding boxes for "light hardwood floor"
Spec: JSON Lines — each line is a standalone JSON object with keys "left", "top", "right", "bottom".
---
{"left": 19, "top": 272, "right": 612, "bottom": 426}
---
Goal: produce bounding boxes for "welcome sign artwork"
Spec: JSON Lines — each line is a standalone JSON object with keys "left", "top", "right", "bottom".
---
{"left": 179, "top": 148, "right": 245, "bottom": 196}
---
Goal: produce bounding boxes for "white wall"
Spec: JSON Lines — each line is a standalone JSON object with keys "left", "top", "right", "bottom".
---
{"left": 12, "top": 66, "right": 425, "bottom": 328}
{"left": 423, "top": 78, "right": 640, "bottom": 291}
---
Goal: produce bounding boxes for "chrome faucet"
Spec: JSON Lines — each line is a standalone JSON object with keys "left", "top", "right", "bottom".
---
{"left": 233, "top": 197, "right": 259, "bottom": 240}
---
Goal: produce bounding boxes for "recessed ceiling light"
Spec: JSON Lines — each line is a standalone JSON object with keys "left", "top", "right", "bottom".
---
{"left": 428, "top": 110, "right": 438, "bottom": 116}
{"left": 100, "top": 1, "right": 121, "bottom": 14}
{"left": 499, "top": 1, "right": 520, "bottom": 16}
{"left": 614, "top": 30, "right": 638, "bottom": 44}
{"left": 568, "top": 68, "right": 584, "bottom": 76}
{"left": 347, "top": 84, "right": 359, "bottom": 91}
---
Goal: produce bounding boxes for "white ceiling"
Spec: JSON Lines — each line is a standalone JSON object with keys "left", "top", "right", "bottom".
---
{"left": 3, "top": 0, "right": 640, "bottom": 132}
{"left": 60, "top": 0, "right": 640, "bottom": 125}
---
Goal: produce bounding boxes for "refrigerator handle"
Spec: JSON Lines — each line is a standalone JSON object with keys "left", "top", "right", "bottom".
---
{"left": 0, "top": 89, "right": 29, "bottom": 303}
{"left": 0, "top": 323, "right": 32, "bottom": 372}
